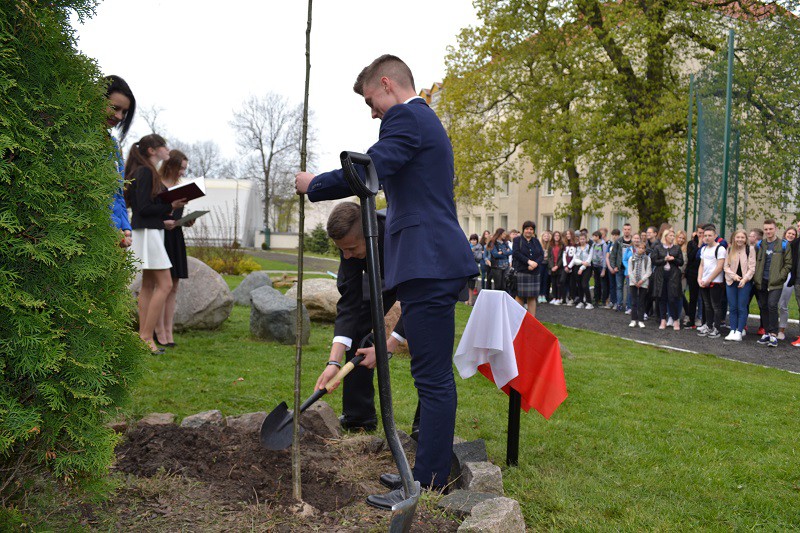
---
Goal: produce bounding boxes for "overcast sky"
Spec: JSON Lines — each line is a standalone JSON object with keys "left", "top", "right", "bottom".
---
{"left": 70, "top": 0, "right": 480, "bottom": 174}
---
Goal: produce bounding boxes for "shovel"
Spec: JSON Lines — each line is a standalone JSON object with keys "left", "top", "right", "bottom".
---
{"left": 260, "top": 334, "right": 375, "bottom": 451}
{"left": 339, "top": 151, "right": 420, "bottom": 533}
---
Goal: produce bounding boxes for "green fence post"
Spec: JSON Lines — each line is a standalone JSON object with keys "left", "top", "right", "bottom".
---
{"left": 720, "top": 29, "right": 735, "bottom": 238}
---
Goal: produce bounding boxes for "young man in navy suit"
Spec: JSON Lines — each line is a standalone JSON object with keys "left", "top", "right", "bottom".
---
{"left": 296, "top": 54, "right": 477, "bottom": 509}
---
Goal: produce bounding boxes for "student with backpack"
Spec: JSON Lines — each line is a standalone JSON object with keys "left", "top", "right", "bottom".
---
{"left": 569, "top": 233, "right": 593, "bottom": 308}
{"left": 754, "top": 219, "right": 793, "bottom": 347}
{"left": 590, "top": 231, "right": 607, "bottom": 307}
{"left": 697, "top": 224, "right": 727, "bottom": 338}
{"left": 628, "top": 241, "right": 652, "bottom": 328}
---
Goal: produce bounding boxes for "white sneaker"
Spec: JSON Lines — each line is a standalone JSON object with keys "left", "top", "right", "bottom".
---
{"left": 697, "top": 325, "right": 709, "bottom": 336}
{"left": 732, "top": 331, "right": 743, "bottom": 342}
{"left": 624, "top": 309, "right": 632, "bottom": 315}
{"left": 707, "top": 328, "right": 721, "bottom": 338}
{"left": 643, "top": 313, "right": 649, "bottom": 321}
{"left": 585, "top": 303, "right": 594, "bottom": 310}
{"left": 576, "top": 302, "right": 585, "bottom": 309}
{"left": 724, "top": 331, "right": 736, "bottom": 341}
{"left": 566, "top": 300, "right": 575, "bottom": 306}
{"left": 741, "top": 329, "right": 746, "bottom": 337}
{"left": 666, "top": 317, "right": 674, "bottom": 327}
{"left": 778, "top": 332, "right": 786, "bottom": 340}
{"left": 552, "top": 299, "right": 561, "bottom": 306}
{"left": 629, "top": 321, "right": 636, "bottom": 327}
{"left": 638, "top": 322, "right": 646, "bottom": 328}
{"left": 695, "top": 319, "right": 703, "bottom": 327}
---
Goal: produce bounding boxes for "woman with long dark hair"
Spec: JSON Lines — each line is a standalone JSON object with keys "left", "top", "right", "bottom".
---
{"left": 155, "top": 150, "right": 192, "bottom": 347}
{"left": 125, "top": 134, "right": 187, "bottom": 352}
{"left": 487, "top": 228, "right": 511, "bottom": 291}
{"left": 105, "top": 75, "right": 136, "bottom": 248}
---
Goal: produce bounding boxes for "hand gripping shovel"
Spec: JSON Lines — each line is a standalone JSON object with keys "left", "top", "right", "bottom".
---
{"left": 260, "top": 334, "right": 376, "bottom": 451}
{"left": 339, "top": 151, "right": 419, "bottom": 533}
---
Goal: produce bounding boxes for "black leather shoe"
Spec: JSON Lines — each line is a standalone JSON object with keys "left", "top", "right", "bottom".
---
{"left": 365, "top": 488, "right": 406, "bottom": 511}
{"left": 339, "top": 415, "right": 377, "bottom": 432}
{"left": 379, "top": 473, "right": 402, "bottom": 490}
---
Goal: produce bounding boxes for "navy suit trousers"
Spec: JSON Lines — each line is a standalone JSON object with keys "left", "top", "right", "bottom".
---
{"left": 397, "top": 276, "right": 466, "bottom": 487}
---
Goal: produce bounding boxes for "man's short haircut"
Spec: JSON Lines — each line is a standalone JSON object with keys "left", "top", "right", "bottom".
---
{"left": 353, "top": 54, "right": 415, "bottom": 96}
{"left": 522, "top": 220, "right": 535, "bottom": 231}
{"left": 764, "top": 218, "right": 776, "bottom": 227}
{"left": 611, "top": 229, "right": 620, "bottom": 236}
{"left": 623, "top": 222, "right": 631, "bottom": 228}
{"left": 592, "top": 230, "right": 602, "bottom": 238}
{"left": 327, "top": 202, "right": 362, "bottom": 240}
{"left": 750, "top": 228, "right": 764, "bottom": 237}
{"left": 703, "top": 223, "right": 717, "bottom": 233}
{"left": 647, "top": 226, "right": 657, "bottom": 233}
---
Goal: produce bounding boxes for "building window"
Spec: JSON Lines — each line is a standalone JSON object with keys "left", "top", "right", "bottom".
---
{"left": 500, "top": 214, "right": 508, "bottom": 230}
{"left": 487, "top": 216, "right": 495, "bottom": 231}
{"left": 504, "top": 176, "right": 511, "bottom": 196}
{"left": 589, "top": 214, "right": 601, "bottom": 233}
{"left": 542, "top": 215, "right": 553, "bottom": 231}
{"left": 565, "top": 216, "right": 574, "bottom": 231}
{"left": 474, "top": 216, "right": 482, "bottom": 234}
{"left": 543, "top": 177, "right": 554, "bottom": 196}
{"left": 614, "top": 213, "right": 628, "bottom": 230}
{"left": 461, "top": 216, "right": 470, "bottom": 233}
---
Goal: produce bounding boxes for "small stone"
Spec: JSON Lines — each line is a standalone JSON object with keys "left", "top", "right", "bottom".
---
{"left": 451, "top": 439, "right": 489, "bottom": 488}
{"left": 367, "top": 435, "right": 386, "bottom": 454}
{"left": 436, "top": 490, "right": 501, "bottom": 518}
{"left": 180, "top": 410, "right": 225, "bottom": 428}
{"left": 289, "top": 501, "right": 317, "bottom": 517}
{"left": 458, "top": 497, "right": 525, "bottom": 532}
{"left": 299, "top": 401, "right": 340, "bottom": 439}
{"left": 225, "top": 412, "right": 267, "bottom": 433}
{"left": 462, "top": 461, "right": 504, "bottom": 495}
{"left": 106, "top": 418, "right": 128, "bottom": 433}
{"left": 138, "top": 413, "right": 176, "bottom": 427}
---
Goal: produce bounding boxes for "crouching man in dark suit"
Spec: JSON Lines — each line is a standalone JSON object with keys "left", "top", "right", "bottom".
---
{"left": 316, "top": 202, "right": 407, "bottom": 432}
{"left": 296, "top": 54, "right": 478, "bottom": 509}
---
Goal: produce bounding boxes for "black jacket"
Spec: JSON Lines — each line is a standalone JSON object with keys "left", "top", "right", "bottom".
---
{"left": 128, "top": 167, "right": 172, "bottom": 230}
{"left": 651, "top": 243, "right": 684, "bottom": 298}
{"left": 333, "top": 214, "right": 403, "bottom": 342}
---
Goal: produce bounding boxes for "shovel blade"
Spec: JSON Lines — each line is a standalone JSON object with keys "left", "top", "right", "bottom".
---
{"left": 260, "top": 401, "right": 302, "bottom": 450}
{"left": 388, "top": 482, "right": 420, "bottom": 533}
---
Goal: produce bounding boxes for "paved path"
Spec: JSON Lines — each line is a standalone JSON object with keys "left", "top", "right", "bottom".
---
{"left": 535, "top": 301, "right": 800, "bottom": 374}
{"left": 246, "top": 249, "right": 339, "bottom": 274}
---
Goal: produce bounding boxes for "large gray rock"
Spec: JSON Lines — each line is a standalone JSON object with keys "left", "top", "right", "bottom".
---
{"left": 130, "top": 257, "right": 233, "bottom": 331}
{"left": 458, "top": 497, "right": 525, "bottom": 532}
{"left": 462, "top": 461, "right": 504, "bottom": 495}
{"left": 232, "top": 271, "right": 273, "bottom": 306}
{"left": 250, "top": 286, "right": 311, "bottom": 345}
{"left": 285, "top": 278, "right": 339, "bottom": 322}
{"left": 299, "top": 401, "right": 341, "bottom": 440}
{"left": 180, "top": 410, "right": 225, "bottom": 428}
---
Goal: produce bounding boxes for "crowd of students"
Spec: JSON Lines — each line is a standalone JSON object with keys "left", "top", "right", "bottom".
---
{"left": 468, "top": 219, "right": 799, "bottom": 348}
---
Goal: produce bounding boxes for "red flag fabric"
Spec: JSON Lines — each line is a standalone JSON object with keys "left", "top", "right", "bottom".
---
{"left": 478, "top": 312, "right": 567, "bottom": 419}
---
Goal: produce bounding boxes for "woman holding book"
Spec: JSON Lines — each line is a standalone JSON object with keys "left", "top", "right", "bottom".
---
{"left": 155, "top": 150, "right": 192, "bottom": 348}
{"left": 124, "top": 134, "right": 187, "bottom": 353}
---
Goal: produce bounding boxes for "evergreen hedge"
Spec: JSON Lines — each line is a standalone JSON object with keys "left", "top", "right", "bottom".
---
{"left": 0, "top": 1, "right": 143, "bottom": 505}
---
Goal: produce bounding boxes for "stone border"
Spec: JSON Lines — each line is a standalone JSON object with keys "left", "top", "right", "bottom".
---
{"left": 115, "top": 403, "right": 526, "bottom": 531}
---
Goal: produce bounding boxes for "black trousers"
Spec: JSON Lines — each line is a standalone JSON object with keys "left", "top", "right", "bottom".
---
{"left": 342, "top": 333, "right": 377, "bottom": 424}
{"left": 701, "top": 283, "right": 725, "bottom": 330}
{"left": 592, "top": 266, "right": 606, "bottom": 304}
{"left": 757, "top": 285, "right": 782, "bottom": 335}
{"left": 687, "top": 273, "right": 700, "bottom": 323}
{"left": 490, "top": 266, "right": 507, "bottom": 291}
{"left": 576, "top": 268, "right": 591, "bottom": 303}
{"left": 630, "top": 285, "right": 647, "bottom": 321}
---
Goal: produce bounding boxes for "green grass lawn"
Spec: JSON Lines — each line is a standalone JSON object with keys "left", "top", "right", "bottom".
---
{"left": 125, "top": 276, "right": 800, "bottom": 529}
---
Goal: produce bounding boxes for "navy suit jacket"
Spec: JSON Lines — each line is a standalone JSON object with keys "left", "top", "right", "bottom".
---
{"left": 308, "top": 98, "right": 477, "bottom": 290}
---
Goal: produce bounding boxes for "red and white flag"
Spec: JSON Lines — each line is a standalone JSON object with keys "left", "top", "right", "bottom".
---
{"left": 454, "top": 290, "right": 567, "bottom": 419}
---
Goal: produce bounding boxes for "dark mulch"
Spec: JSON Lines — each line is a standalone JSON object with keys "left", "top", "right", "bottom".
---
{"left": 536, "top": 301, "right": 800, "bottom": 373}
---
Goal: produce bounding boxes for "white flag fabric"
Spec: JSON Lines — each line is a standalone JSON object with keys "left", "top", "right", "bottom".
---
{"left": 453, "top": 290, "right": 526, "bottom": 389}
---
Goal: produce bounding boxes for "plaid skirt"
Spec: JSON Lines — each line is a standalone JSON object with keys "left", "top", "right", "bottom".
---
{"left": 516, "top": 271, "right": 540, "bottom": 298}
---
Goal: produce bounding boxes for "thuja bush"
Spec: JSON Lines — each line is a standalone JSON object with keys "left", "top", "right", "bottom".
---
{"left": 0, "top": 0, "right": 143, "bottom": 507}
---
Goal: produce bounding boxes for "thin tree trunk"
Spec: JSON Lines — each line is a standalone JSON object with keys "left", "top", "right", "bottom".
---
{"left": 292, "top": 0, "right": 313, "bottom": 503}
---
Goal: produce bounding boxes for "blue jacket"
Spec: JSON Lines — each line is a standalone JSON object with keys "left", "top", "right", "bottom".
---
{"left": 490, "top": 241, "right": 511, "bottom": 269}
{"left": 512, "top": 236, "right": 544, "bottom": 272}
{"left": 110, "top": 137, "right": 131, "bottom": 232}
{"left": 307, "top": 98, "right": 477, "bottom": 289}
{"left": 622, "top": 245, "right": 635, "bottom": 275}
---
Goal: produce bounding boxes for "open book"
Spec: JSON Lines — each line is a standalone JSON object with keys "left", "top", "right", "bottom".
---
{"left": 158, "top": 176, "right": 206, "bottom": 203}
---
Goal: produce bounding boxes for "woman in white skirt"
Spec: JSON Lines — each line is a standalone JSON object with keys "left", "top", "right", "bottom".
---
{"left": 124, "top": 134, "right": 187, "bottom": 352}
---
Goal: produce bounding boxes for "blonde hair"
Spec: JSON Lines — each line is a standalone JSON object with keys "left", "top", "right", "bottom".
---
{"left": 726, "top": 229, "right": 749, "bottom": 267}
{"left": 676, "top": 230, "right": 688, "bottom": 255}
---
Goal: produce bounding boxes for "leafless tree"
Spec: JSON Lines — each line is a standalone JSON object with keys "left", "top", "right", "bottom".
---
{"left": 230, "top": 93, "right": 315, "bottom": 233}
{"left": 169, "top": 139, "right": 231, "bottom": 179}
{"left": 139, "top": 105, "right": 165, "bottom": 135}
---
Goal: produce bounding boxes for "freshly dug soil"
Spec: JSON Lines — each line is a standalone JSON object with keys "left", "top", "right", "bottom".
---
{"left": 108, "top": 423, "right": 460, "bottom": 532}
{"left": 115, "top": 425, "right": 354, "bottom": 512}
